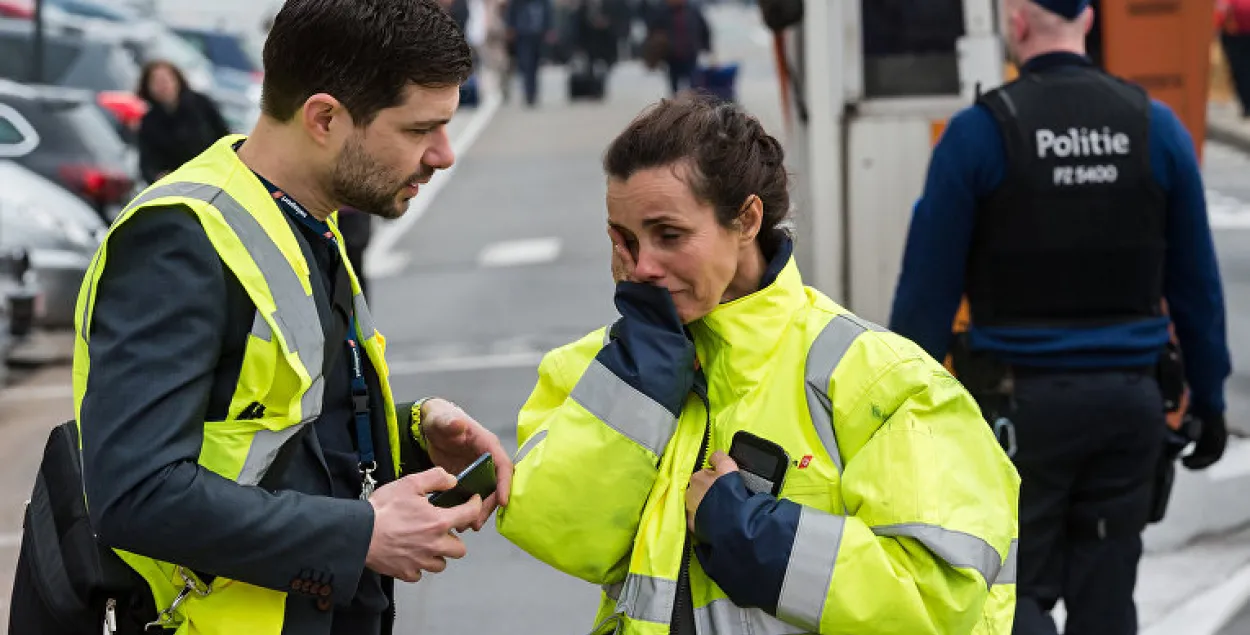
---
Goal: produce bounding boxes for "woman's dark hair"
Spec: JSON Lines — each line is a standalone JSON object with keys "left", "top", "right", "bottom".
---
{"left": 136, "top": 60, "right": 188, "bottom": 103}
{"left": 603, "top": 94, "right": 791, "bottom": 253}
{"left": 261, "top": 0, "right": 473, "bottom": 125}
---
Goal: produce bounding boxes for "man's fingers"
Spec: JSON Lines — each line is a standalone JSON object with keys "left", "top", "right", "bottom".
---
{"left": 708, "top": 451, "right": 739, "bottom": 475}
{"left": 420, "top": 554, "right": 450, "bottom": 574}
{"left": 435, "top": 532, "right": 468, "bottom": 561}
{"left": 474, "top": 492, "right": 500, "bottom": 530}
{"left": 449, "top": 494, "right": 483, "bottom": 533}
{"left": 410, "top": 468, "right": 457, "bottom": 494}
{"left": 489, "top": 444, "right": 514, "bottom": 506}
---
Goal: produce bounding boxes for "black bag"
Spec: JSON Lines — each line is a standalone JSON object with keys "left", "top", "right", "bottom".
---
{"left": 757, "top": 0, "right": 803, "bottom": 31}
{"left": 9, "top": 421, "right": 158, "bottom": 634}
{"left": 568, "top": 56, "right": 607, "bottom": 100}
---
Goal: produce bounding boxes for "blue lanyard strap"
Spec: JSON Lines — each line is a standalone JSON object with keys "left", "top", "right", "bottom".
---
{"left": 346, "top": 317, "right": 374, "bottom": 466}
{"left": 252, "top": 172, "right": 376, "bottom": 476}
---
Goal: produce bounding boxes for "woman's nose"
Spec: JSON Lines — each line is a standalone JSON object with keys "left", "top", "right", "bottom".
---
{"left": 633, "top": 248, "right": 665, "bottom": 281}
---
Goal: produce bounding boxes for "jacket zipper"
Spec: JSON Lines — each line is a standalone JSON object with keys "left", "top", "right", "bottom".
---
{"left": 672, "top": 377, "right": 710, "bottom": 635}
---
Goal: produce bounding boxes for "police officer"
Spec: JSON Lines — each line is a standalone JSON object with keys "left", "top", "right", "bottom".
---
{"left": 64, "top": 1, "right": 513, "bottom": 633}
{"left": 889, "top": 0, "right": 1232, "bottom": 634}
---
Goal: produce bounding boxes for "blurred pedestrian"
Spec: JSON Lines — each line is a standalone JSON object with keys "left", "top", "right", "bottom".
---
{"left": 575, "top": 0, "right": 629, "bottom": 74}
{"left": 135, "top": 60, "right": 231, "bottom": 183}
{"left": 507, "top": 0, "right": 557, "bottom": 107}
{"left": 644, "top": 0, "right": 712, "bottom": 95}
{"left": 1218, "top": 0, "right": 1250, "bottom": 117}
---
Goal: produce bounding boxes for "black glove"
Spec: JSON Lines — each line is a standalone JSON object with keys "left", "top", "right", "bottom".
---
{"left": 1183, "top": 411, "right": 1228, "bottom": 471}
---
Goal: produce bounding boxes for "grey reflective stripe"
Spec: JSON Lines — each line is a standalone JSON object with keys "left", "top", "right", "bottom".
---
{"left": 569, "top": 360, "right": 677, "bottom": 457}
{"left": 695, "top": 601, "right": 808, "bottom": 635}
{"left": 109, "top": 181, "right": 327, "bottom": 486}
{"left": 354, "top": 293, "right": 376, "bottom": 340}
{"left": 996, "top": 539, "right": 1018, "bottom": 585}
{"left": 776, "top": 508, "right": 845, "bottom": 631}
{"left": 250, "top": 310, "right": 272, "bottom": 342}
{"left": 237, "top": 424, "right": 307, "bottom": 486}
{"left": 515, "top": 429, "right": 548, "bottom": 464}
{"left": 872, "top": 523, "right": 1008, "bottom": 589}
{"left": 614, "top": 572, "right": 676, "bottom": 625}
{"left": 803, "top": 313, "right": 885, "bottom": 474}
{"left": 609, "top": 574, "right": 810, "bottom": 634}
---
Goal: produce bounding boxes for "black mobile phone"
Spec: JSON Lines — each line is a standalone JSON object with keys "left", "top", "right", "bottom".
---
{"left": 428, "top": 453, "right": 497, "bottom": 508}
{"left": 728, "top": 431, "right": 790, "bottom": 497}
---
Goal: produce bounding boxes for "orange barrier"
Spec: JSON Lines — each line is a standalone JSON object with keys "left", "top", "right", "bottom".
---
{"left": 1100, "top": 0, "right": 1216, "bottom": 161}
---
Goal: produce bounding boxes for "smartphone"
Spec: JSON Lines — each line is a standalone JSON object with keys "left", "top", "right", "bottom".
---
{"left": 428, "top": 453, "right": 497, "bottom": 508}
{"left": 728, "top": 431, "right": 790, "bottom": 497}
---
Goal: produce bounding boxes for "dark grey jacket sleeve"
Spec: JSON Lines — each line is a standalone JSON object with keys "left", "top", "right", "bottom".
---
{"left": 79, "top": 206, "right": 374, "bottom": 605}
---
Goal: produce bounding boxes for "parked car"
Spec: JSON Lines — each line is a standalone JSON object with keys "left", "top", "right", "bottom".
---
{"left": 0, "top": 80, "right": 140, "bottom": 223}
{"left": 0, "top": 160, "right": 102, "bottom": 329}
{"left": 0, "top": 18, "right": 148, "bottom": 132}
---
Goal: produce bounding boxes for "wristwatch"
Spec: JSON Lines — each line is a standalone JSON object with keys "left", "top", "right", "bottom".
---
{"left": 411, "top": 398, "right": 433, "bottom": 451}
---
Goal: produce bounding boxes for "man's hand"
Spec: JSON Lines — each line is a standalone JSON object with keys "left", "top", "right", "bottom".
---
{"left": 686, "top": 452, "right": 739, "bottom": 533}
{"left": 365, "top": 469, "right": 482, "bottom": 583}
{"left": 420, "top": 398, "right": 514, "bottom": 529}
{"left": 609, "top": 226, "right": 638, "bottom": 284}
{"left": 1183, "top": 412, "right": 1229, "bottom": 470}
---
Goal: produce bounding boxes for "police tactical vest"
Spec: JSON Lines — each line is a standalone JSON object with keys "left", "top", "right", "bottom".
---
{"left": 969, "top": 67, "right": 1167, "bottom": 328}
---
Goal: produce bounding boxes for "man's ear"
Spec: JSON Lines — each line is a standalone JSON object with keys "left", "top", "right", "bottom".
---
{"left": 301, "top": 93, "right": 350, "bottom": 146}
{"left": 1078, "top": 6, "right": 1095, "bottom": 36}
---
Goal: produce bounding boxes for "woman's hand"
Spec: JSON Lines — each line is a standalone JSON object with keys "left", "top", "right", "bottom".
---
{"left": 686, "top": 451, "right": 739, "bottom": 533}
{"left": 608, "top": 226, "right": 637, "bottom": 284}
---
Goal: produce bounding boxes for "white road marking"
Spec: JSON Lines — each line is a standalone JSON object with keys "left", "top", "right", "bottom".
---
{"left": 1207, "top": 189, "right": 1250, "bottom": 230}
{"left": 366, "top": 75, "right": 503, "bottom": 279}
{"left": 387, "top": 351, "right": 545, "bottom": 375}
{"left": 1142, "top": 558, "right": 1250, "bottom": 635}
{"left": 477, "top": 237, "right": 562, "bottom": 268}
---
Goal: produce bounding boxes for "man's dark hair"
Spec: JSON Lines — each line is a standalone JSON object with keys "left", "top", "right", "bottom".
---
{"left": 604, "top": 94, "right": 792, "bottom": 254}
{"left": 261, "top": 0, "right": 473, "bottom": 124}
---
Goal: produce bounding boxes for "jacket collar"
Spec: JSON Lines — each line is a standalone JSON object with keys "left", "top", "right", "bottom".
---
{"left": 1021, "top": 51, "right": 1093, "bottom": 74}
{"left": 688, "top": 236, "right": 806, "bottom": 398}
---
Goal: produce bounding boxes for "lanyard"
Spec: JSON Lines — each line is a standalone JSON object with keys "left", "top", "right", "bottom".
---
{"left": 253, "top": 174, "right": 378, "bottom": 499}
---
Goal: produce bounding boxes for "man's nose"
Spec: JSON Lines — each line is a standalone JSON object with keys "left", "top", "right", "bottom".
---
{"left": 425, "top": 128, "right": 456, "bottom": 171}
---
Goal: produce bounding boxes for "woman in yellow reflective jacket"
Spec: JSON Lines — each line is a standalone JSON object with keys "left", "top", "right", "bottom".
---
{"left": 497, "top": 95, "right": 1021, "bottom": 635}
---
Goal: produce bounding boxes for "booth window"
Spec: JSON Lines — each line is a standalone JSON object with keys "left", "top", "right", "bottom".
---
{"left": 861, "top": 0, "right": 965, "bottom": 98}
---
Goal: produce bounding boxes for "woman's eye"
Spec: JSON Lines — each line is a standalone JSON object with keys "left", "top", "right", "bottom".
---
{"left": 660, "top": 231, "right": 682, "bottom": 243}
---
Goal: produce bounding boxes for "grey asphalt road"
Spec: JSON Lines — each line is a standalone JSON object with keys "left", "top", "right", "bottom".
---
{"left": 1219, "top": 603, "right": 1250, "bottom": 635}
